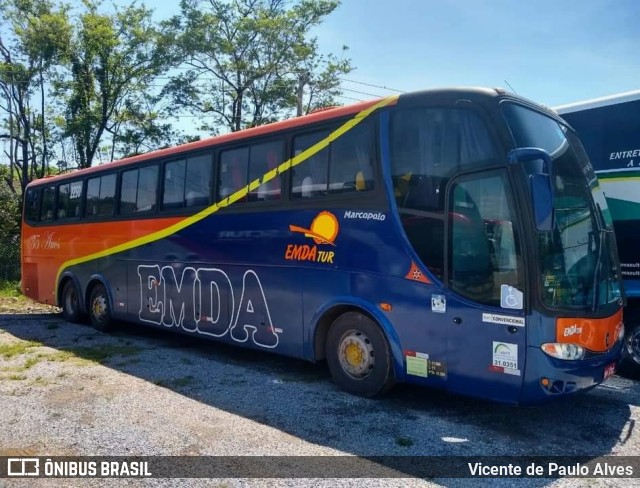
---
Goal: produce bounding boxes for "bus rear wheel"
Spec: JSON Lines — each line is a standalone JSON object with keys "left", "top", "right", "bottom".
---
{"left": 89, "top": 284, "right": 112, "bottom": 332}
{"left": 61, "top": 280, "right": 82, "bottom": 323}
{"left": 326, "top": 311, "right": 395, "bottom": 397}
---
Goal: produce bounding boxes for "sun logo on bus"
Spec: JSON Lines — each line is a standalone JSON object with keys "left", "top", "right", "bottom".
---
{"left": 289, "top": 211, "right": 339, "bottom": 246}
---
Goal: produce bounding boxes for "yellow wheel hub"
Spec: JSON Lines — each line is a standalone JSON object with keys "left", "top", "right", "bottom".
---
{"left": 344, "top": 342, "right": 364, "bottom": 367}
{"left": 338, "top": 330, "right": 375, "bottom": 378}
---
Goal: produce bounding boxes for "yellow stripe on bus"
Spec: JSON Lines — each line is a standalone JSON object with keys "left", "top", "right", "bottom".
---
{"left": 55, "top": 94, "right": 399, "bottom": 298}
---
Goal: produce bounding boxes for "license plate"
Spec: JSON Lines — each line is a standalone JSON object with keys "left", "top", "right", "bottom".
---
{"left": 604, "top": 363, "right": 616, "bottom": 380}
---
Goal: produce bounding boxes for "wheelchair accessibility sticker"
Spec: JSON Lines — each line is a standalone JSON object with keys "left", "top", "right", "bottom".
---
{"left": 500, "top": 284, "right": 523, "bottom": 310}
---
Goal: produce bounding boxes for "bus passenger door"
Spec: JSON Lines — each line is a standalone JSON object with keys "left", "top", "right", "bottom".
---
{"left": 444, "top": 170, "right": 526, "bottom": 403}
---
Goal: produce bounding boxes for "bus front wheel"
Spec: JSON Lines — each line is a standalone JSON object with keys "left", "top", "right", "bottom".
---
{"left": 61, "top": 280, "right": 82, "bottom": 323}
{"left": 326, "top": 311, "right": 395, "bottom": 397}
{"left": 620, "top": 310, "right": 640, "bottom": 379}
{"left": 89, "top": 284, "right": 112, "bottom": 332}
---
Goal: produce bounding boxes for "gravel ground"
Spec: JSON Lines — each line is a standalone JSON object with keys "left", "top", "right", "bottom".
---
{"left": 1, "top": 300, "right": 639, "bottom": 488}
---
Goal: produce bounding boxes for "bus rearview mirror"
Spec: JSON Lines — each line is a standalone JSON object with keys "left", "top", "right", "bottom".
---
{"left": 530, "top": 174, "right": 554, "bottom": 231}
{"left": 508, "top": 148, "right": 554, "bottom": 232}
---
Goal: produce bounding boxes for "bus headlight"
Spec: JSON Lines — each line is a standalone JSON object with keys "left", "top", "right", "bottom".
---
{"left": 541, "top": 343, "right": 585, "bottom": 360}
{"left": 618, "top": 323, "right": 625, "bottom": 342}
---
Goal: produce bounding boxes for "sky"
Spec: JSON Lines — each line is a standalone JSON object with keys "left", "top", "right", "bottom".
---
{"left": 146, "top": 0, "right": 640, "bottom": 108}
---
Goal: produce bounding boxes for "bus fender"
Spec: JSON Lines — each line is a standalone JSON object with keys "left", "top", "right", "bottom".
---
{"left": 308, "top": 297, "right": 405, "bottom": 380}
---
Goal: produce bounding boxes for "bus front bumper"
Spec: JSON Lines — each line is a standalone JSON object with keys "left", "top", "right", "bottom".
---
{"left": 520, "top": 341, "right": 624, "bottom": 404}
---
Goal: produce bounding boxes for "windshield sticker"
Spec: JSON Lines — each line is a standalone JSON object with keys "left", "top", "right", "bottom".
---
{"left": 482, "top": 313, "right": 525, "bottom": 327}
{"left": 431, "top": 294, "right": 446, "bottom": 313}
{"left": 500, "top": 285, "right": 523, "bottom": 309}
{"left": 490, "top": 342, "right": 520, "bottom": 376}
{"left": 285, "top": 211, "right": 338, "bottom": 264}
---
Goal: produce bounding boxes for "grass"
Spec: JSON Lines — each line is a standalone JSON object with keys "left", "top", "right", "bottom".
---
{"left": 395, "top": 436, "right": 415, "bottom": 447}
{"left": 0, "top": 340, "right": 42, "bottom": 358}
{"left": 0, "top": 281, "right": 21, "bottom": 298}
{"left": 30, "top": 376, "right": 51, "bottom": 386}
{"left": 0, "top": 343, "right": 144, "bottom": 372}
{"left": 20, "top": 356, "right": 41, "bottom": 370}
{"left": 47, "top": 345, "right": 144, "bottom": 365}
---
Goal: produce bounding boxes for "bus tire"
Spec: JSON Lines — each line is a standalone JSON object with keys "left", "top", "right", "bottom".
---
{"left": 61, "top": 280, "right": 82, "bottom": 324}
{"left": 326, "top": 311, "right": 395, "bottom": 397}
{"left": 620, "top": 312, "right": 640, "bottom": 379}
{"left": 88, "top": 284, "right": 113, "bottom": 332}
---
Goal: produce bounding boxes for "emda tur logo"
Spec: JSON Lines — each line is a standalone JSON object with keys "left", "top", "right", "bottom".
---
{"left": 285, "top": 211, "right": 338, "bottom": 264}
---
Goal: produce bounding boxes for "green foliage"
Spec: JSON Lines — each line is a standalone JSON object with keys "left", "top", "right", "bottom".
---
{"left": 0, "top": 175, "right": 20, "bottom": 282}
{"left": 60, "top": 0, "right": 177, "bottom": 168}
{"left": 0, "top": 0, "right": 72, "bottom": 192}
{"left": 0, "top": 176, "right": 20, "bottom": 240}
{"left": 163, "top": 0, "right": 352, "bottom": 132}
{"left": 0, "top": 0, "right": 350, "bottom": 285}
{"left": 1, "top": 0, "right": 349, "bottom": 177}
{"left": 0, "top": 281, "right": 21, "bottom": 297}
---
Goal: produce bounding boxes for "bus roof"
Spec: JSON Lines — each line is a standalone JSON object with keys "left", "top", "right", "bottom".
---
{"left": 28, "top": 86, "right": 512, "bottom": 188}
{"left": 555, "top": 89, "right": 640, "bottom": 114}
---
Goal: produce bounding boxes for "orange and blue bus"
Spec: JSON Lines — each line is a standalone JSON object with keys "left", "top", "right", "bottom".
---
{"left": 21, "top": 87, "right": 625, "bottom": 403}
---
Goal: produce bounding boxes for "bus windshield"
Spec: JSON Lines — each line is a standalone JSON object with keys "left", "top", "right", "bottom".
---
{"left": 503, "top": 103, "right": 622, "bottom": 309}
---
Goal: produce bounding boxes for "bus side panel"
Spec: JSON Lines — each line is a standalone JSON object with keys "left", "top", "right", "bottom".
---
{"left": 125, "top": 259, "right": 302, "bottom": 357}
{"left": 302, "top": 269, "right": 449, "bottom": 388}
{"left": 114, "top": 212, "right": 305, "bottom": 358}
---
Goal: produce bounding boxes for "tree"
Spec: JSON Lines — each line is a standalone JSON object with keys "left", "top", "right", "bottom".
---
{"left": 0, "top": 165, "right": 21, "bottom": 281}
{"left": 0, "top": 0, "right": 71, "bottom": 193}
{"left": 60, "top": 0, "right": 176, "bottom": 168}
{"left": 106, "top": 95, "right": 181, "bottom": 159}
{"left": 164, "top": 0, "right": 352, "bottom": 133}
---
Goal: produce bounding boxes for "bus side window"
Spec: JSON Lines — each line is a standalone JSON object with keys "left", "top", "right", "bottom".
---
{"left": 56, "top": 181, "right": 83, "bottom": 220}
{"left": 41, "top": 185, "right": 55, "bottom": 222}
{"left": 57, "top": 184, "right": 70, "bottom": 220}
{"left": 185, "top": 153, "right": 212, "bottom": 207}
{"left": 25, "top": 187, "right": 41, "bottom": 223}
{"left": 449, "top": 182, "right": 493, "bottom": 303}
{"left": 86, "top": 174, "right": 116, "bottom": 218}
{"left": 164, "top": 154, "right": 212, "bottom": 209}
{"left": 248, "top": 141, "right": 282, "bottom": 201}
{"left": 291, "top": 131, "right": 329, "bottom": 198}
{"left": 329, "top": 121, "right": 374, "bottom": 193}
{"left": 163, "top": 159, "right": 187, "bottom": 209}
{"left": 218, "top": 147, "right": 249, "bottom": 201}
{"left": 448, "top": 173, "right": 522, "bottom": 306}
{"left": 120, "top": 165, "right": 158, "bottom": 215}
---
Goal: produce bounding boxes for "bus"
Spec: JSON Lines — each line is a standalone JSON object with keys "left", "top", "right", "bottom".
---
{"left": 21, "top": 87, "right": 625, "bottom": 404}
{"left": 556, "top": 90, "right": 640, "bottom": 375}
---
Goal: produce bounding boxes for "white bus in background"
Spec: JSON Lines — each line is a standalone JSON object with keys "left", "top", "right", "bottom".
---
{"left": 556, "top": 90, "right": 640, "bottom": 376}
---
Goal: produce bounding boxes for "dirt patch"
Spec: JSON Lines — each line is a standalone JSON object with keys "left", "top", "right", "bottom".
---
{"left": 0, "top": 296, "right": 60, "bottom": 314}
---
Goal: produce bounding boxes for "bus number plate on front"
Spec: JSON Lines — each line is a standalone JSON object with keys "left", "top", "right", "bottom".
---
{"left": 604, "top": 363, "right": 616, "bottom": 380}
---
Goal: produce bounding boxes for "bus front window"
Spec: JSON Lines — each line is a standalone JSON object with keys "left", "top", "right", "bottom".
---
{"left": 390, "top": 107, "right": 498, "bottom": 281}
{"left": 504, "top": 103, "right": 622, "bottom": 309}
{"left": 390, "top": 106, "right": 524, "bottom": 305}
